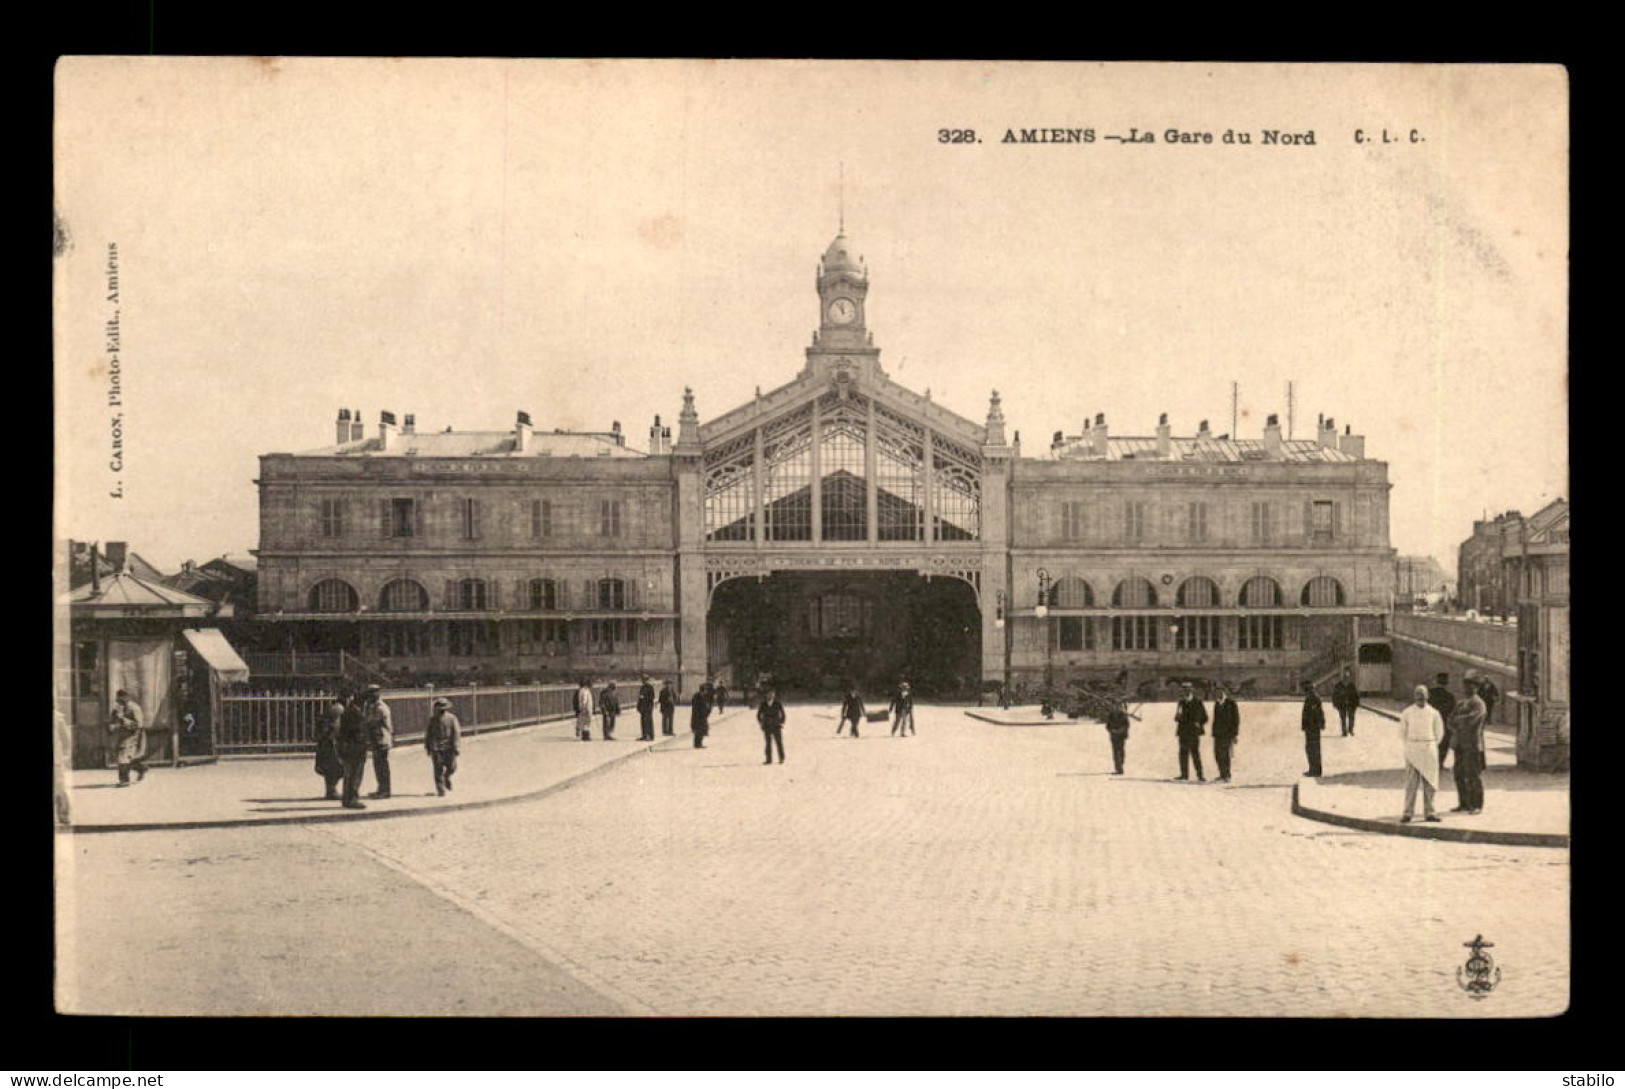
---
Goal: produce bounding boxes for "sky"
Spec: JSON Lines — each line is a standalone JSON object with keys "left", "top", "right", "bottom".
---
{"left": 54, "top": 60, "right": 1568, "bottom": 573}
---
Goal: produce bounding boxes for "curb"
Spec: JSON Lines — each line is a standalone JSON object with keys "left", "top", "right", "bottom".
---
{"left": 1290, "top": 782, "right": 1568, "bottom": 848}
{"left": 59, "top": 733, "right": 683, "bottom": 836}
{"left": 963, "top": 711, "right": 1094, "bottom": 727}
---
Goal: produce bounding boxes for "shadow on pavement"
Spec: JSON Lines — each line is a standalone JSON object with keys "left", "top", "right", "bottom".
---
{"left": 1315, "top": 765, "right": 1570, "bottom": 794}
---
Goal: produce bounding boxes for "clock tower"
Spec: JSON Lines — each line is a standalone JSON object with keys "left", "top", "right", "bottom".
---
{"left": 803, "top": 231, "right": 886, "bottom": 381}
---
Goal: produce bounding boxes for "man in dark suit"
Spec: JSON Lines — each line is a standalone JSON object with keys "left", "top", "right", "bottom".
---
{"left": 1301, "top": 681, "right": 1326, "bottom": 777}
{"left": 1104, "top": 699, "right": 1131, "bottom": 775}
{"left": 1211, "top": 683, "right": 1240, "bottom": 782}
{"left": 1448, "top": 675, "right": 1489, "bottom": 814}
{"left": 659, "top": 679, "right": 677, "bottom": 736}
{"left": 1173, "top": 682, "right": 1207, "bottom": 782}
{"left": 636, "top": 674, "right": 657, "bottom": 741}
{"left": 690, "top": 682, "right": 712, "bottom": 749}
{"left": 1428, "top": 672, "right": 1457, "bottom": 770}
{"left": 1331, "top": 669, "right": 1361, "bottom": 736}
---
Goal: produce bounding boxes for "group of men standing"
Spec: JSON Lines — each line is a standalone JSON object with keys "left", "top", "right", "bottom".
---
{"left": 312, "top": 684, "right": 459, "bottom": 808}
{"left": 1397, "top": 670, "right": 1494, "bottom": 821}
{"left": 573, "top": 676, "right": 683, "bottom": 742}
{"left": 1165, "top": 682, "right": 1244, "bottom": 782}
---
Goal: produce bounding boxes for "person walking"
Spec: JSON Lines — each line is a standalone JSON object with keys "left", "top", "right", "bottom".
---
{"left": 658, "top": 679, "right": 677, "bottom": 737}
{"left": 636, "top": 675, "right": 657, "bottom": 741}
{"left": 1428, "top": 672, "right": 1457, "bottom": 771}
{"left": 1104, "top": 699, "right": 1131, "bottom": 775}
{"left": 1173, "top": 682, "right": 1207, "bottom": 781}
{"left": 424, "top": 697, "right": 462, "bottom": 796}
{"left": 313, "top": 693, "right": 346, "bottom": 800}
{"left": 600, "top": 681, "right": 621, "bottom": 740}
{"left": 107, "top": 689, "right": 148, "bottom": 787}
{"left": 713, "top": 680, "right": 729, "bottom": 714}
{"left": 363, "top": 685, "right": 393, "bottom": 799}
{"left": 890, "top": 681, "right": 915, "bottom": 737}
{"left": 1448, "top": 674, "right": 1489, "bottom": 815}
{"left": 574, "top": 678, "right": 595, "bottom": 742}
{"left": 839, "top": 686, "right": 866, "bottom": 739}
{"left": 690, "top": 682, "right": 713, "bottom": 748}
{"left": 1301, "top": 681, "right": 1326, "bottom": 777}
{"left": 1210, "top": 683, "right": 1240, "bottom": 782}
{"left": 757, "top": 686, "right": 787, "bottom": 765}
{"left": 336, "top": 693, "right": 371, "bottom": 809}
{"left": 1331, "top": 668, "right": 1361, "bottom": 736}
{"left": 1397, "top": 684, "right": 1444, "bottom": 823}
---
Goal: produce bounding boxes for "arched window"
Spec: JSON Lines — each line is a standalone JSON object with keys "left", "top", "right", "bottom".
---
{"left": 1301, "top": 576, "right": 1346, "bottom": 607}
{"left": 1239, "top": 576, "right": 1283, "bottom": 608}
{"left": 1052, "top": 577, "right": 1095, "bottom": 609}
{"left": 378, "top": 579, "right": 428, "bottom": 613}
{"left": 598, "top": 578, "right": 626, "bottom": 610}
{"left": 1176, "top": 576, "right": 1221, "bottom": 608}
{"left": 307, "top": 579, "right": 359, "bottom": 613}
{"left": 529, "top": 578, "right": 559, "bottom": 611}
{"left": 458, "top": 578, "right": 488, "bottom": 611}
{"left": 1112, "top": 577, "right": 1158, "bottom": 608}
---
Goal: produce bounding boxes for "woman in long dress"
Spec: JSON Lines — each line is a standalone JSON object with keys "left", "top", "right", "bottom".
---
{"left": 1398, "top": 684, "right": 1445, "bottom": 823}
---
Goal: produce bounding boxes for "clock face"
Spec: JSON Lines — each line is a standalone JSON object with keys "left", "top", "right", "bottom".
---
{"left": 827, "top": 298, "right": 856, "bottom": 325}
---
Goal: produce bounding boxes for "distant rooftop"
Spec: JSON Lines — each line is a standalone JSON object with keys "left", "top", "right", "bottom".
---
{"left": 296, "top": 429, "right": 645, "bottom": 459}
{"left": 1050, "top": 435, "right": 1360, "bottom": 463}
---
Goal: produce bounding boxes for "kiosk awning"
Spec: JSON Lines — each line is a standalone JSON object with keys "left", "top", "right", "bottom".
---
{"left": 181, "top": 628, "right": 251, "bottom": 683}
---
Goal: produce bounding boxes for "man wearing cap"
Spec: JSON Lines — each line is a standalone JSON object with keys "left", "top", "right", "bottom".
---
{"left": 1331, "top": 668, "right": 1361, "bottom": 737}
{"left": 659, "top": 679, "right": 677, "bottom": 736}
{"left": 691, "top": 681, "right": 713, "bottom": 748}
{"left": 363, "top": 685, "right": 394, "bottom": 799}
{"left": 890, "top": 681, "right": 915, "bottom": 737}
{"left": 1211, "top": 683, "right": 1241, "bottom": 782}
{"left": 1428, "top": 672, "right": 1457, "bottom": 771}
{"left": 1301, "top": 681, "right": 1326, "bottom": 777}
{"left": 1173, "top": 682, "right": 1208, "bottom": 782}
{"left": 1448, "top": 673, "right": 1489, "bottom": 815}
{"left": 600, "top": 681, "right": 621, "bottom": 741}
{"left": 636, "top": 674, "right": 657, "bottom": 741}
{"left": 1104, "top": 699, "right": 1131, "bottom": 775}
{"left": 424, "top": 697, "right": 461, "bottom": 797}
{"left": 108, "top": 689, "right": 148, "bottom": 787}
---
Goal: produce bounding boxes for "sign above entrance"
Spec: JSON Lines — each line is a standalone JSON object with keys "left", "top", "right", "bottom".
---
{"left": 704, "top": 551, "right": 982, "bottom": 597}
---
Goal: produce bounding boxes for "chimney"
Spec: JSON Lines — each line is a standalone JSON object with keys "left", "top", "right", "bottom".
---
{"left": 1337, "top": 422, "right": 1365, "bottom": 459}
{"left": 1197, "top": 419, "right": 1211, "bottom": 440}
{"left": 402, "top": 414, "right": 416, "bottom": 435}
{"left": 1263, "top": 413, "right": 1282, "bottom": 457}
{"left": 1318, "top": 415, "right": 1338, "bottom": 449}
{"left": 104, "top": 541, "right": 128, "bottom": 573}
{"left": 611, "top": 420, "right": 623, "bottom": 447}
{"left": 379, "top": 410, "right": 397, "bottom": 451}
{"left": 515, "top": 410, "right": 532, "bottom": 452}
{"left": 648, "top": 415, "right": 669, "bottom": 456}
{"left": 350, "top": 409, "right": 364, "bottom": 442}
{"left": 1050, "top": 429, "right": 1065, "bottom": 454}
{"left": 1093, "top": 412, "right": 1108, "bottom": 457}
{"left": 336, "top": 407, "right": 352, "bottom": 445}
{"left": 1156, "top": 412, "right": 1171, "bottom": 458}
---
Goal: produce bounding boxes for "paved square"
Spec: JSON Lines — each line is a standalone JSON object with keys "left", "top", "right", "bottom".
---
{"left": 56, "top": 703, "right": 1567, "bottom": 1017}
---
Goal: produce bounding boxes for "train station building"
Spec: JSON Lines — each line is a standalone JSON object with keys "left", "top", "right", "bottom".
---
{"left": 253, "top": 232, "right": 1395, "bottom": 697}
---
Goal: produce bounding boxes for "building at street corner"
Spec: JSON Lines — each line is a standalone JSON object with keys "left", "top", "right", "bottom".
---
{"left": 253, "top": 231, "right": 1395, "bottom": 698}
{"left": 1504, "top": 498, "right": 1569, "bottom": 770}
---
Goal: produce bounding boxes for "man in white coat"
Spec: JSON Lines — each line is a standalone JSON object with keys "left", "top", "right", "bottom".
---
{"left": 1398, "top": 684, "right": 1445, "bottom": 823}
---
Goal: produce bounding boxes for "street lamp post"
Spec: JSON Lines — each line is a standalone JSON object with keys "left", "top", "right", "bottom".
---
{"left": 1035, "top": 568, "right": 1053, "bottom": 714}
{"left": 995, "top": 589, "right": 1011, "bottom": 708}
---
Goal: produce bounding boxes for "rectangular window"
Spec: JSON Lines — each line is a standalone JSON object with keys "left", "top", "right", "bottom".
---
{"left": 1187, "top": 502, "right": 1208, "bottom": 543}
{"left": 1057, "top": 616, "right": 1093, "bottom": 651}
{"left": 460, "top": 497, "right": 482, "bottom": 540}
{"left": 600, "top": 499, "right": 623, "bottom": 538}
{"left": 531, "top": 499, "right": 552, "bottom": 538}
{"left": 1238, "top": 615, "right": 1284, "bottom": 650}
{"left": 583, "top": 618, "right": 634, "bottom": 655}
{"left": 319, "top": 498, "right": 345, "bottom": 537}
{"left": 1311, "top": 500, "right": 1335, "bottom": 540}
{"left": 1250, "top": 501, "right": 1274, "bottom": 545}
{"left": 516, "top": 619, "right": 569, "bottom": 656}
{"left": 378, "top": 623, "right": 424, "bottom": 658}
{"left": 1112, "top": 616, "right": 1157, "bottom": 651}
{"left": 1125, "top": 501, "right": 1147, "bottom": 543}
{"left": 72, "top": 640, "right": 101, "bottom": 699}
{"left": 447, "top": 620, "right": 496, "bottom": 657}
{"left": 1062, "top": 501, "right": 1088, "bottom": 541}
{"left": 390, "top": 498, "right": 416, "bottom": 538}
{"left": 1175, "top": 616, "right": 1221, "bottom": 650}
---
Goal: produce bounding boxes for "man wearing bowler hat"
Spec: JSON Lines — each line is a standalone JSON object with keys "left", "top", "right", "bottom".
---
{"left": 363, "top": 684, "right": 394, "bottom": 799}
{"left": 1173, "top": 682, "right": 1208, "bottom": 782}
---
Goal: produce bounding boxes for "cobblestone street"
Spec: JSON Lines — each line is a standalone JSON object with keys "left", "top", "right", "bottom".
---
{"left": 57, "top": 704, "right": 1567, "bottom": 1017}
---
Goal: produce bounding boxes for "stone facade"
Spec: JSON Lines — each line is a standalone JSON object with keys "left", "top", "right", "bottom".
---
{"left": 254, "top": 231, "right": 1395, "bottom": 696}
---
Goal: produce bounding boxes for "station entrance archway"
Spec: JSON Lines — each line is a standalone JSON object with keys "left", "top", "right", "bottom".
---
{"left": 707, "top": 570, "right": 980, "bottom": 699}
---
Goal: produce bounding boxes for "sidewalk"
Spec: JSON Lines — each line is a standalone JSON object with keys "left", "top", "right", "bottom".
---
{"left": 62, "top": 708, "right": 753, "bottom": 834}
